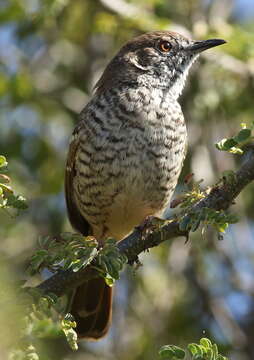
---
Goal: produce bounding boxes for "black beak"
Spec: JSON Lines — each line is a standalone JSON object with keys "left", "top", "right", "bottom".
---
{"left": 188, "top": 38, "right": 226, "bottom": 53}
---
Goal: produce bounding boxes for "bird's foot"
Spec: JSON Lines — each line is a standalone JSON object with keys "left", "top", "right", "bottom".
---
{"left": 136, "top": 215, "right": 165, "bottom": 242}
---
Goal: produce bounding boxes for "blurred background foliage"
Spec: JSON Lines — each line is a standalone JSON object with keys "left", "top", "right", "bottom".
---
{"left": 1, "top": 0, "right": 254, "bottom": 359}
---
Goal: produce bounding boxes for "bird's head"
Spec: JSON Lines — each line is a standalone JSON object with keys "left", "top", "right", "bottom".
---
{"left": 95, "top": 31, "right": 226, "bottom": 99}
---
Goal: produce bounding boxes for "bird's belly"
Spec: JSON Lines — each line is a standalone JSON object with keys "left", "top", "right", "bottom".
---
{"left": 75, "top": 122, "right": 187, "bottom": 241}
{"left": 76, "top": 151, "right": 183, "bottom": 241}
{"left": 106, "top": 156, "right": 183, "bottom": 239}
{"left": 104, "top": 194, "right": 155, "bottom": 241}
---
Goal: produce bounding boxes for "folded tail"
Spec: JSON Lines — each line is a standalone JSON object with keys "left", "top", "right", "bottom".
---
{"left": 70, "top": 277, "right": 113, "bottom": 340}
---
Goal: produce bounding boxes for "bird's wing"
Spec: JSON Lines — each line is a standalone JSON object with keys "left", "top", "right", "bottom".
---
{"left": 65, "top": 129, "right": 91, "bottom": 236}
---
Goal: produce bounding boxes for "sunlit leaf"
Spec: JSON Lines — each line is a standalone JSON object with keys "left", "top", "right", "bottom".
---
{"left": 0, "top": 155, "right": 7, "bottom": 168}
{"left": 159, "top": 345, "right": 185, "bottom": 359}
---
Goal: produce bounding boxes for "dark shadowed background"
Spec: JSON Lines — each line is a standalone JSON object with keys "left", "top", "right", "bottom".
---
{"left": 1, "top": 0, "right": 254, "bottom": 359}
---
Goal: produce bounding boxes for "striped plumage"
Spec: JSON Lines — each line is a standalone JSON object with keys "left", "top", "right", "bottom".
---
{"left": 65, "top": 31, "right": 226, "bottom": 340}
{"left": 68, "top": 86, "right": 186, "bottom": 241}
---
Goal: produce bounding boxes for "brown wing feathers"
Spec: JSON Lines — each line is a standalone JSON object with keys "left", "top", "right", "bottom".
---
{"left": 65, "top": 133, "right": 91, "bottom": 237}
{"left": 65, "top": 131, "right": 113, "bottom": 340}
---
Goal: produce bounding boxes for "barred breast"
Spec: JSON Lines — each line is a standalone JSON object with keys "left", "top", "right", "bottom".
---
{"left": 71, "top": 86, "right": 187, "bottom": 241}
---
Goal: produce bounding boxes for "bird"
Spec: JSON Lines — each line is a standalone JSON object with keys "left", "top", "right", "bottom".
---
{"left": 65, "top": 30, "right": 226, "bottom": 340}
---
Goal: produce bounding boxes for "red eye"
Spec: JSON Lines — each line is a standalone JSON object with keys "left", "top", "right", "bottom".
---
{"left": 159, "top": 40, "right": 172, "bottom": 53}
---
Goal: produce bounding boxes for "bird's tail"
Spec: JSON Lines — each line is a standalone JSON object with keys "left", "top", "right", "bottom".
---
{"left": 70, "top": 277, "right": 113, "bottom": 340}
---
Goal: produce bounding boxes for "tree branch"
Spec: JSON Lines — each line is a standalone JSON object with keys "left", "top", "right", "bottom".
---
{"left": 36, "top": 147, "right": 254, "bottom": 297}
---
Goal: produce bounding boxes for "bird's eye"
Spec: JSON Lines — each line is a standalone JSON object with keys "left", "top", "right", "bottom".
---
{"left": 159, "top": 40, "right": 172, "bottom": 53}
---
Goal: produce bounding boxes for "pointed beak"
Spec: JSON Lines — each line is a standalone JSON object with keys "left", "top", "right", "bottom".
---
{"left": 188, "top": 38, "right": 226, "bottom": 53}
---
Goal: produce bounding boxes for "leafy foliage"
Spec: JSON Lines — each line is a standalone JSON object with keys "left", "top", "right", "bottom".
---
{"left": 175, "top": 122, "right": 254, "bottom": 236}
{"left": 0, "top": 156, "right": 79, "bottom": 358}
{"left": 10, "top": 345, "right": 40, "bottom": 360}
{"left": 215, "top": 123, "right": 254, "bottom": 155}
{"left": 10, "top": 291, "right": 78, "bottom": 359}
{"left": 176, "top": 177, "right": 238, "bottom": 236}
{"left": 28, "top": 234, "right": 127, "bottom": 285}
{"left": 159, "top": 338, "right": 228, "bottom": 360}
{"left": 0, "top": 155, "right": 27, "bottom": 214}
{"left": 159, "top": 345, "right": 185, "bottom": 359}
{"left": 21, "top": 234, "right": 128, "bottom": 356}
{"left": 61, "top": 314, "right": 78, "bottom": 351}
{"left": 95, "top": 238, "right": 128, "bottom": 285}
{"left": 0, "top": 154, "right": 127, "bottom": 357}
{"left": 28, "top": 233, "right": 98, "bottom": 275}
{"left": 179, "top": 207, "right": 238, "bottom": 234}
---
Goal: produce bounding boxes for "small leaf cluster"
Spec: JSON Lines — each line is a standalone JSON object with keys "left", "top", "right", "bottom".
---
{"left": 159, "top": 338, "right": 228, "bottom": 360}
{"left": 28, "top": 233, "right": 98, "bottom": 275}
{"left": 10, "top": 345, "right": 39, "bottom": 360}
{"left": 10, "top": 292, "right": 78, "bottom": 359}
{"left": 179, "top": 207, "right": 238, "bottom": 234}
{"left": 26, "top": 234, "right": 127, "bottom": 354}
{"left": 24, "top": 294, "right": 65, "bottom": 339}
{"left": 0, "top": 155, "right": 28, "bottom": 214}
{"left": 176, "top": 176, "right": 238, "bottom": 236}
{"left": 159, "top": 345, "right": 185, "bottom": 359}
{"left": 95, "top": 238, "right": 128, "bottom": 286}
{"left": 29, "top": 234, "right": 127, "bottom": 286}
{"left": 215, "top": 122, "right": 254, "bottom": 154}
{"left": 178, "top": 181, "right": 206, "bottom": 210}
{"left": 188, "top": 338, "right": 228, "bottom": 360}
{"left": 61, "top": 313, "right": 78, "bottom": 351}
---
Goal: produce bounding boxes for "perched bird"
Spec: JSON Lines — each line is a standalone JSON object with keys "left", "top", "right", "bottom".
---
{"left": 65, "top": 31, "right": 226, "bottom": 340}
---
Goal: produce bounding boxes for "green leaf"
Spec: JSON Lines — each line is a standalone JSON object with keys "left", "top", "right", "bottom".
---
{"left": 159, "top": 345, "right": 185, "bottom": 359}
{"left": 212, "top": 343, "right": 219, "bottom": 358}
{"left": 70, "top": 247, "right": 98, "bottom": 272}
{"left": 104, "top": 273, "right": 115, "bottom": 286}
{"left": 188, "top": 343, "right": 204, "bottom": 356}
{"left": 25, "top": 345, "right": 39, "bottom": 360}
{"left": 61, "top": 316, "right": 78, "bottom": 351}
{"left": 0, "top": 183, "right": 13, "bottom": 193}
{"left": 191, "top": 218, "right": 201, "bottom": 232}
{"left": 192, "top": 355, "right": 205, "bottom": 360}
{"left": 228, "top": 147, "right": 243, "bottom": 155}
{"left": 64, "top": 313, "right": 75, "bottom": 322}
{"left": 28, "top": 249, "right": 49, "bottom": 274}
{"left": 160, "top": 338, "right": 228, "bottom": 360}
{"left": 215, "top": 123, "right": 253, "bottom": 155}
{"left": 71, "top": 259, "right": 85, "bottom": 272}
{"left": 215, "top": 138, "right": 237, "bottom": 151}
{"left": 45, "top": 293, "right": 59, "bottom": 305}
{"left": 104, "top": 237, "right": 117, "bottom": 246}
{"left": 96, "top": 240, "right": 127, "bottom": 283}
{"left": 200, "top": 338, "right": 213, "bottom": 349}
{"left": 205, "top": 348, "right": 213, "bottom": 360}
{"left": 216, "top": 222, "right": 228, "bottom": 233}
{"left": 179, "top": 216, "right": 192, "bottom": 231}
{"left": 6, "top": 194, "right": 28, "bottom": 209}
{"left": 0, "top": 155, "right": 7, "bottom": 168}
{"left": 38, "top": 235, "right": 51, "bottom": 248}
{"left": 234, "top": 128, "right": 251, "bottom": 143}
